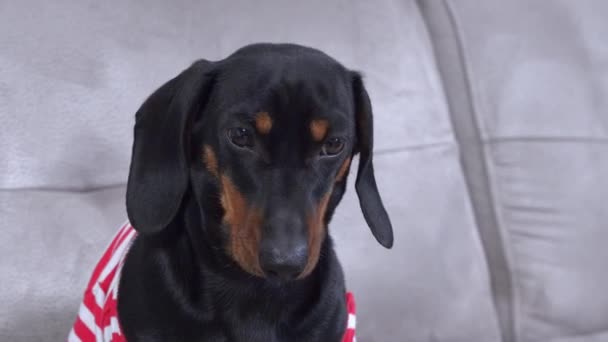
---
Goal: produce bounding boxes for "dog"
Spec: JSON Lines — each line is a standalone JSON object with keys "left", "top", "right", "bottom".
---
{"left": 70, "top": 43, "right": 393, "bottom": 342}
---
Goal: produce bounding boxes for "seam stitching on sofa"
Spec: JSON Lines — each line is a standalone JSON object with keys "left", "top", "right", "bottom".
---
{"left": 0, "top": 141, "right": 458, "bottom": 193}
{"left": 440, "top": 1, "right": 518, "bottom": 341}
{"left": 0, "top": 183, "right": 127, "bottom": 193}
{"left": 374, "top": 140, "right": 455, "bottom": 155}
{"left": 444, "top": 2, "right": 520, "bottom": 341}
{"left": 483, "top": 136, "right": 608, "bottom": 144}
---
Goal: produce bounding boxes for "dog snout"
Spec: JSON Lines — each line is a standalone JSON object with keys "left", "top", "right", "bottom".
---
{"left": 259, "top": 210, "right": 308, "bottom": 281}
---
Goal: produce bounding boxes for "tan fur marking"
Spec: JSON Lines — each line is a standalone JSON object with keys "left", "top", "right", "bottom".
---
{"left": 299, "top": 189, "right": 332, "bottom": 278}
{"left": 310, "top": 119, "right": 329, "bottom": 142}
{"left": 220, "top": 175, "right": 263, "bottom": 276}
{"left": 255, "top": 112, "right": 273, "bottom": 135}
{"left": 335, "top": 157, "right": 351, "bottom": 182}
{"left": 203, "top": 145, "right": 219, "bottom": 177}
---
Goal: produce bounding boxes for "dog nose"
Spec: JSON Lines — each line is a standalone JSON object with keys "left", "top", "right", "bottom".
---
{"left": 259, "top": 241, "right": 308, "bottom": 281}
{"left": 259, "top": 207, "right": 308, "bottom": 281}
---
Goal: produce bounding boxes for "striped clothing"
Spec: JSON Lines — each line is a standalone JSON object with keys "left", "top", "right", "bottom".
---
{"left": 69, "top": 222, "right": 357, "bottom": 342}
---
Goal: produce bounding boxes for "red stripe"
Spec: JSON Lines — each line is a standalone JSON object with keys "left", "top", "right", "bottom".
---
{"left": 98, "top": 263, "right": 118, "bottom": 294}
{"left": 71, "top": 223, "right": 136, "bottom": 341}
{"left": 342, "top": 329, "right": 355, "bottom": 342}
{"left": 113, "top": 333, "right": 127, "bottom": 342}
{"left": 113, "top": 224, "right": 133, "bottom": 251}
{"left": 83, "top": 292, "right": 101, "bottom": 321}
{"left": 342, "top": 292, "right": 356, "bottom": 342}
{"left": 346, "top": 292, "right": 355, "bottom": 314}
{"left": 86, "top": 224, "right": 129, "bottom": 289}
{"left": 72, "top": 317, "right": 95, "bottom": 341}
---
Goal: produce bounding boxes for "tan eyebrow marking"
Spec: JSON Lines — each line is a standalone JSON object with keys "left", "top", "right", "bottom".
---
{"left": 310, "top": 119, "right": 329, "bottom": 142}
{"left": 255, "top": 112, "right": 272, "bottom": 135}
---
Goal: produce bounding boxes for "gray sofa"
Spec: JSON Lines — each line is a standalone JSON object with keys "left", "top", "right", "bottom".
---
{"left": 1, "top": 1, "right": 607, "bottom": 341}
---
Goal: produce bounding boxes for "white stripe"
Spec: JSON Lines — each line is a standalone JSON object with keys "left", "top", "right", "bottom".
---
{"left": 111, "top": 260, "right": 125, "bottom": 300}
{"left": 111, "top": 317, "right": 121, "bottom": 334}
{"left": 111, "top": 234, "right": 135, "bottom": 300}
{"left": 103, "top": 317, "right": 122, "bottom": 341}
{"left": 98, "top": 229, "right": 136, "bottom": 282}
{"left": 104, "top": 325, "right": 112, "bottom": 341}
{"left": 95, "top": 325, "right": 104, "bottom": 342}
{"left": 113, "top": 222, "right": 131, "bottom": 249}
{"left": 98, "top": 222, "right": 130, "bottom": 258}
{"left": 347, "top": 313, "right": 356, "bottom": 329}
{"left": 67, "top": 329, "right": 82, "bottom": 342}
{"left": 93, "top": 282, "right": 106, "bottom": 308}
{"left": 353, "top": 336, "right": 356, "bottom": 342}
{"left": 77, "top": 304, "right": 97, "bottom": 334}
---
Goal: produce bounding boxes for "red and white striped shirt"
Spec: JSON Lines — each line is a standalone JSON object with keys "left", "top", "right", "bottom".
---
{"left": 69, "top": 222, "right": 357, "bottom": 342}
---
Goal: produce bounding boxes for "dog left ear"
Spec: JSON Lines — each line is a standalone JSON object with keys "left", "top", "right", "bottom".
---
{"left": 126, "top": 60, "right": 215, "bottom": 234}
{"left": 351, "top": 72, "right": 394, "bottom": 249}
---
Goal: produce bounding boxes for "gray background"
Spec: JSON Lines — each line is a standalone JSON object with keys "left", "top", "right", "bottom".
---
{"left": 1, "top": 1, "right": 607, "bottom": 341}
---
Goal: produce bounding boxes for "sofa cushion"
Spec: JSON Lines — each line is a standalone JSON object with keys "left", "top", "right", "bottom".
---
{"left": 420, "top": 1, "right": 608, "bottom": 341}
{"left": 334, "top": 146, "right": 501, "bottom": 342}
{"left": 0, "top": 187, "right": 125, "bottom": 342}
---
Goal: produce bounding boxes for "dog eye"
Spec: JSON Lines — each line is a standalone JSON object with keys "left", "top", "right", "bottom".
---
{"left": 227, "top": 127, "right": 254, "bottom": 148}
{"left": 320, "top": 137, "right": 345, "bottom": 156}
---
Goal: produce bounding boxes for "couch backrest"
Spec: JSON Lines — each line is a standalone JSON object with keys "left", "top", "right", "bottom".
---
{"left": 2, "top": 0, "right": 446, "bottom": 190}
{"left": 1, "top": 1, "right": 505, "bottom": 341}
{"left": 420, "top": 1, "right": 608, "bottom": 341}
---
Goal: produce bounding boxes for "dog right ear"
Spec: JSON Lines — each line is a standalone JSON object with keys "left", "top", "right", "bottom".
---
{"left": 126, "top": 60, "right": 215, "bottom": 234}
{"left": 351, "top": 72, "right": 394, "bottom": 249}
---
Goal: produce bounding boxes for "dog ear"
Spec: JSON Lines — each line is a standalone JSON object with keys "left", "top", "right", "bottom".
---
{"left": 352, "top": 72, "right": 394, "bottom": 248}
{"left": 126, "top": 60, "right": 215, "bottom": 234}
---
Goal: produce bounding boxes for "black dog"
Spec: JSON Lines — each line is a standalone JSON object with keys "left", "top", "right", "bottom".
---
{"left": 118, "top": 43, "right": 393, "bottom": 342}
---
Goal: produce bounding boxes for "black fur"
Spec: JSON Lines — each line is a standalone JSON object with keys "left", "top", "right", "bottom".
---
{"left": 118, "top": 43, "right": 393, "bottom": 342}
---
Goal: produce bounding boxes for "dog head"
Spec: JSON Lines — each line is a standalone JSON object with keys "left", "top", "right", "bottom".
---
{"left": 126, "top": 43, "right": 393, "bottom": 281}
